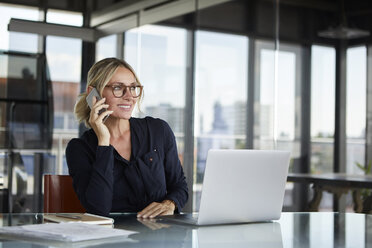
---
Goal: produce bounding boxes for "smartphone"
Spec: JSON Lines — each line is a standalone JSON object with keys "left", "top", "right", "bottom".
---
{"left": 86, "top": 88, "right": 110, "bottom": 122}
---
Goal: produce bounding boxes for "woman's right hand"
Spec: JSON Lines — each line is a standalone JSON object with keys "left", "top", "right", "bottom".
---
{"left": 88, "top": 96, "right": 113, "bottom": 146}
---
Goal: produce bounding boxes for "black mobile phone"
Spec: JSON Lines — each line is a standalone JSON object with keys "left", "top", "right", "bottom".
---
{"left": 86, "top": 88, "right": 110, "bottom": 122}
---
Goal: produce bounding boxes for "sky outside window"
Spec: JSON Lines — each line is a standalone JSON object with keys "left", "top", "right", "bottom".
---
{"left": 346, "top": 46, "right": 366, "bottom": 139}
{"left": 96, "top": 35, "right": 116, "bottom": 62}
{"left": 311, "top": 45, "right": 336, "bottom": 138}
{"left": 0, "top": 3, "right": 39, "bottom": 53}
{"left": 260, "top": 48, "right": 295, "bottom": 140}
{"left": 125, "top": 25, "right": 187, "bottom": 109}
{"left": 46, "top": 9, "right": 83, "bottom": 26}
{"left": 45, "top": 10, "right": 82, "bottom": 83}
{"left": 194, "top": 30, "right": 248, "bottom": 136}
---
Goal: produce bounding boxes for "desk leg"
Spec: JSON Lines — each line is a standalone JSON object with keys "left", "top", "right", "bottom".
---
{"left": 308, "top": 185, "right": 322, "bottom": 211}
{"left": 352, "top": 190, "right": 362, "bottom": 213}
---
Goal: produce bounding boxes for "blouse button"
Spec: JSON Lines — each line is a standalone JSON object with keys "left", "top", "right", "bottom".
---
{"left": 153, "top": 148, "right": 157, "bottom": 152}
{"left": 149, "top": 157, "right": 153, "bottom": 162}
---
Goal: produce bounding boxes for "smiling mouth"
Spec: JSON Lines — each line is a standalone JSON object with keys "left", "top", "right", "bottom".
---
{"left": 118, "top": 105, "right": 131, "bottom": 109}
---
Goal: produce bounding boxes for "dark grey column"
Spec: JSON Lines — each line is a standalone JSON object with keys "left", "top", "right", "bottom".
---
{"left": 182, "top": 29, "right": 196, "bottom": 213}
{"left": 293, "top": 45, "right": 311, "bottom": 211}
{"left": 334, "top": 41, "right": 347, "bottom": 211}
{"left": 33, "top": 153, "right": 44, "bottom": 212}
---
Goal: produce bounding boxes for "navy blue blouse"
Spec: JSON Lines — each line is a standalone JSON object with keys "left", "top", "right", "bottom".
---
{"left": 65, "top": 117, "right": 188, "bottom": 216}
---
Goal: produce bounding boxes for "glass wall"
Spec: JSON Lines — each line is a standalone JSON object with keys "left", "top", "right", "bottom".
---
{"left": 1, "top": 0, "right": 372, "bottom": 214}
{"left": 311, "top": 45, "right": 336, "bottom": 174}
{"left": 0, "top": 3, "right": 39, "bottom": 53}
{"left": 45, "top": 10, "right": 82, "bottom": 175}
{"left": 346, "top": 46, "right": 366, "bottom": 175}
{"left": 125, "top": 24, "right": 187, "bottom": 160}
{"left": 0, "top": 3, "right": 42, "bottom": 212}
{"left": 254, "top": 41, "right": 301, "bottom": 163}
{"left": 194, "top": 30, "right": 248, "bottom": 210}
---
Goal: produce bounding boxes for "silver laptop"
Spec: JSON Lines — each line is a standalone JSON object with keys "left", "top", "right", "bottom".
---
{"left": 160, "top": 149, "right": 290, "bottom": 226}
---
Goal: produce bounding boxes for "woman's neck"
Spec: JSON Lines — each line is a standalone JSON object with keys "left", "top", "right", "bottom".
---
{"left": 105, "top": 117, "right": 130, "bottom": 138}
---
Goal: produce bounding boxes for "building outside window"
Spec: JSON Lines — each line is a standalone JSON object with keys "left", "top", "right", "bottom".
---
{"left": 194, "top": 30, "right": 248, "bottom": 210}
{"left": 125, "top": 25, "right": 187, "bottom": 156}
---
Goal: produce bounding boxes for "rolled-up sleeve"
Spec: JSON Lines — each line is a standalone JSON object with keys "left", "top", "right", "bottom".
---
{"left": 66, "top": 139, "right": 114, "bottom": 216}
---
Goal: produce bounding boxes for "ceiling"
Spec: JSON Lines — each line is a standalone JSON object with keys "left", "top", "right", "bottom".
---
{"left": 1, "top": 0, "right": 372, "bottom": 46}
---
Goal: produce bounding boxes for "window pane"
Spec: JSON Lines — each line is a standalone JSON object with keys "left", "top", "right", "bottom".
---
{"left": 46, "top": 34, "right": 82, "bottom": 174}
{"left": 0, "top": 3, "right": 39, "bottom": 53}
{"left": 96, "top": 35, "right": 116, "bottom": 61}
{"left": 125, "top": 24, "right": 187, "bottom": 160}
{"left": 254, "top": 41, "right": 300, "bottom": 158}
{"left": 311, "top": 45, "right": 335, "bottom": 174}
{"left": 194, "top": 30, "right": 248, "bottom": 210}
{"left": 47, "top": 9, "right": 83, "bottom": 26}
{"left": 346, "top": 46, "right": 366, "bottom": 174}
{"left": 46, "top": 36, "right": 82, "bottom": 82}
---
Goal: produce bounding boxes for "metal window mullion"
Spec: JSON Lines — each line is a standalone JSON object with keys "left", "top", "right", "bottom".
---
{"left": 116, "top": 33, "right": 124, "bottom": 59}
{"left": 366, "top": 45, "right": 372, "bottom": 167}
{"left": 246, "top": 37, "right": 255, "bottom": 149}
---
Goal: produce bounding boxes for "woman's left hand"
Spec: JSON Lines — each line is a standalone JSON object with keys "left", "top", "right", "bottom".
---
{"left": 137, "top": 200, "right": 176, "bottom": 218}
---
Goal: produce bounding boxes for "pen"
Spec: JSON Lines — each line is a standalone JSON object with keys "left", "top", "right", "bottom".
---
{"left": 55, "top": 214, "right": 82, "bottom": 220}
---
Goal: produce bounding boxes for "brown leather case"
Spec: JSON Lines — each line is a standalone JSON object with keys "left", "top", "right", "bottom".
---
{"left": 43, "top": 175, "right": 86, "bottom": 213}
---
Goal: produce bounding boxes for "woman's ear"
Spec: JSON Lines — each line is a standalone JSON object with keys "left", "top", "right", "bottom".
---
{"left": 87, "top": 86, "right": 93, "bottom": 94}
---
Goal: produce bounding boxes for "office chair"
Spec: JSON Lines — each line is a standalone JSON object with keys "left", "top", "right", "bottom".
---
{"left": 43, "top": 174, "right": 85, "bottom": 213}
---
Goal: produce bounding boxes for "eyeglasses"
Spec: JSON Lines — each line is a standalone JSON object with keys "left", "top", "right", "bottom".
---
{"left": 105, "top": 83, "right": 143, "bottom": 98}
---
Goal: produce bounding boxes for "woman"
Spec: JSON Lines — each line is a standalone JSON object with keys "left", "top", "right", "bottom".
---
{"left": 66, "top": 58, "right": 188, "bottom": 218}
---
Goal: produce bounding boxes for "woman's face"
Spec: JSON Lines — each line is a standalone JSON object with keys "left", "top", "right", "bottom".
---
{"left": 102, "top": 66, "right": 138, "bottom": 120}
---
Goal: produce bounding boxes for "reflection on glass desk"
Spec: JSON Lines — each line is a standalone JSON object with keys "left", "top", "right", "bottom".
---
{"left": 0, "top": 212, "right": 372, "bottom": 247}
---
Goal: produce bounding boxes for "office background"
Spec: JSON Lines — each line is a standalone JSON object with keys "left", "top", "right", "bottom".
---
{"left": 0, "top": 0, "right": 371, "bottom": 213}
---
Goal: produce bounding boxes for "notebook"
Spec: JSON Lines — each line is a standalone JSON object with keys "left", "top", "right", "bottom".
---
{"left": 160, "top": 149, "right": 290, "bottom": 226}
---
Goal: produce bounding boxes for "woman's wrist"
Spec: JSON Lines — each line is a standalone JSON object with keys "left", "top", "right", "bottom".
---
{"left": 98, "top": 137, "right": 110, "bottom": 146}
{"left": 98, "top": 141, "right": 110, "bottom": 146}
{"left": 163, "top": 199, "right": 176, "bottom": 211}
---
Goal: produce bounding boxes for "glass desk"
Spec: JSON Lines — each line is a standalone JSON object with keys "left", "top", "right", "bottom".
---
{"left": 0, "top": 212, "right": 371, "bottom": 247}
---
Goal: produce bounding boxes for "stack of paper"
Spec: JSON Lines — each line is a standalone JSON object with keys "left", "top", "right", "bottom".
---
{"left": 43, "top": 213, "right": 114, "bottom": 226}
{"left": 0, "top": 222, "right": 137, "bottom": 242}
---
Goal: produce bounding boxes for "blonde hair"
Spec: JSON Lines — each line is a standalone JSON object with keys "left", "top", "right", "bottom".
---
{"left": 74, "top": 58, "right": 143, "bottom": 128}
